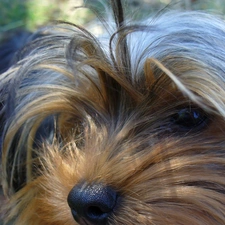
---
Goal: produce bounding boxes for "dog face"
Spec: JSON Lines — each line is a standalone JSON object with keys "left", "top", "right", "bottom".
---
{"left": 1, "top": 1, "right": 225, "bottom": 224}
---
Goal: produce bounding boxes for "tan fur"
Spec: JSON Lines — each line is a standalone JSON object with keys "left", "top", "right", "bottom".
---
{"left": 2, "top": 1, "right": 225, "bottom": 224}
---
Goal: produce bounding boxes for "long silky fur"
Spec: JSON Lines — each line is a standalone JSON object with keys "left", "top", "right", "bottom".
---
{"left": 2, "top": 0, "right": 225, "bottom": 224}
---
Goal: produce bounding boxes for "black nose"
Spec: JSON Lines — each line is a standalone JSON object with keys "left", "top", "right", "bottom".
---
{"left": 67, "top": 182, "right": 118, "bottom": 225}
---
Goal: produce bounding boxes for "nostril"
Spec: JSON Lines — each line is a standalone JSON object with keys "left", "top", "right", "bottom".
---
{"left": 67, "top": 182, "right": 118, "bottom": 225}
{"left": 86, "top": 205, "right": 108, "bottom": 219}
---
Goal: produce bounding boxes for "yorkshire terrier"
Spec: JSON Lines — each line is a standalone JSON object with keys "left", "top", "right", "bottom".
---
{"left": 1, "top": 0, "right": 225, "bottom": 224}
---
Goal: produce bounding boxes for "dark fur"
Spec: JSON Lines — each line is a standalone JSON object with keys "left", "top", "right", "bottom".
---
{"left": 2, "top": 0, "right": 225, "bottom": 224}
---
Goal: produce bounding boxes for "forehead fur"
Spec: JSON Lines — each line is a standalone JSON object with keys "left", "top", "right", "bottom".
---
{"left": 2, "top": 7, "right": 225, "bottom": 195}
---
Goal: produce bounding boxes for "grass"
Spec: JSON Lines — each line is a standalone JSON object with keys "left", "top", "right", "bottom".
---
{"left": 0, "top": 0, "right": 27, "bottom": 31}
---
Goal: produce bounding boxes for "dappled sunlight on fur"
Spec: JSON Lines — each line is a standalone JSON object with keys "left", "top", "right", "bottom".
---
{"left": 1, "top": 0, "right": 225, "bottom": 224}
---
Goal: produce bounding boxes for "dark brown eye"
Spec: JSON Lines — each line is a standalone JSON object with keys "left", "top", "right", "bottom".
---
{"left": 171, "top": 107, "right": 208, "bottom": 130}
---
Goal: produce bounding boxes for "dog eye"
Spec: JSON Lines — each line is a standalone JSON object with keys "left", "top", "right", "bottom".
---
{"left": 171, "top": 107, "right": 208, "bottom": 130}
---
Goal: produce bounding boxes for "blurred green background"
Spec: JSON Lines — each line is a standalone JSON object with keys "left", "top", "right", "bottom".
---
{"left": 1, "top": 0, "right": 225, "bottom": 33}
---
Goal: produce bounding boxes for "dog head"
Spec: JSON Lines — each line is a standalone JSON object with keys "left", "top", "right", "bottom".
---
{"left": 1, "top": 1, "right": 225, "bottom": 224}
